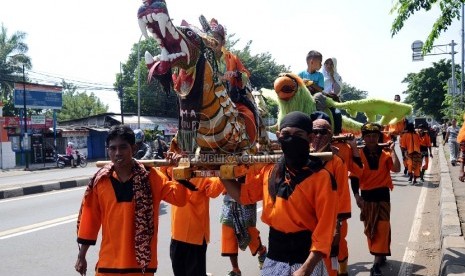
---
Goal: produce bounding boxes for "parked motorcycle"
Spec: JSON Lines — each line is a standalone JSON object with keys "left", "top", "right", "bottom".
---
{"left": 56, "top": 151, "right": 87, "bottom": 168}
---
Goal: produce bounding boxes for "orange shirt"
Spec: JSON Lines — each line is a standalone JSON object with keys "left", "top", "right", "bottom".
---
{"left": 77, "top": 168, "right": 187, "bottom": 272}
{"left": 388, "top": 120, "right": 406, "bottom": 136}
{"left": 419, "top": 133, "right": 431, "bottom": 147}
{"left": 333, "top": 141, "right": 363, "bottom": 178}
{"left": 400, "top": 132, "right": 421, "bottom": 154}
{"left": 324, "top": 153, "right": 350, "bottom": 219}
{"left": 240, "top": 163, "right": 338, "bottom": 257}
{"left": 359, "top": 148, "right": 394, "bottom": 191}
{"left": 223, "top": 50, "right": 250, "bottom": 88}
{"left": 171, "top": 177, "right": 224, "bottom": 245}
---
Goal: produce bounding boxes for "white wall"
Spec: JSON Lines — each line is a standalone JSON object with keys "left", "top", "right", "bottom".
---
{"left": 1, "top": 142, "right": 16, "bottom": 169}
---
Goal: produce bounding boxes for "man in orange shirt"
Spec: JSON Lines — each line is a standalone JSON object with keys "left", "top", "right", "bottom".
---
{"left": 170, "top": 175, "right": 224, "bottom": 276}
{"left": 75, "top": 125, "right": 188, "bottom": 276}
{"left": 162, "top": 142, "right": 225, "bottom": 276}
{"left": 400, "top": 123, "right": 422, "bottom": 185}
{"left": 352, "top": 123, "right": 400, "bottom": 276}
{"left": 220, "top": 191, "right": 267, "bottom": 276}
{"left": 222, "top": 111, "right": 338, "bottom": 276}
{"left": 209, "top": 18, "right": 257, "bottom": 144}
{"left": 310, "top": 111, "right": 363, "bottom": 276}
{"left": 310, "top": 117, "right": 347, "bottom": 276}
{"left": 418, "top": 124, "right": 433, "bottom": 182}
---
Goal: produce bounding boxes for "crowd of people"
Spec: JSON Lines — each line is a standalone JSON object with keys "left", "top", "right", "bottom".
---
{"left": 73, "top": 18, "right": 462, "bottom": 276}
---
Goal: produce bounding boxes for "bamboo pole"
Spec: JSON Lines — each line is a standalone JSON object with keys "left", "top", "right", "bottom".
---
{"left": 95, "top": 152, "right": 333, "bottom": 167}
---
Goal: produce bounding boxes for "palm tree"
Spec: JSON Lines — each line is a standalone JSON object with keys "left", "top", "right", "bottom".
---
{"left": 0, "top": 23, "right": 32, "bottom": 116}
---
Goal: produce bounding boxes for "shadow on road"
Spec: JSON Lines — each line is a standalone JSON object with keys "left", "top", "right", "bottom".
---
{"left": 349, "top": 259, "right": 426, "bottom": 275}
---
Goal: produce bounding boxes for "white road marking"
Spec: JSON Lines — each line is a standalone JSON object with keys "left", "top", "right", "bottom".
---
{"left": 0, "top": 214, "right": 77, "bottom": 239}
{"left": 398, "top": 174, "right": 429, "bottom": 275}
{"left": 0, "top": 187, "right": 85, "bottom": 203}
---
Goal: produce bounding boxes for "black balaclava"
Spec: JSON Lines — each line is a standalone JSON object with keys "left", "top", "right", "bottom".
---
{"left": 279, "top": 111, "right": 312, "bottom": 168}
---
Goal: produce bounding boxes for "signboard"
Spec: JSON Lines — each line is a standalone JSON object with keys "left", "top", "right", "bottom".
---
{"left": 14, "top": 83, "right": 63, "bottom": 110}
{"left": 2, "top": 116, "right": 53, "bottom": 129}
{"left": 31, "top": 115, "right": 45, "bottom": 125}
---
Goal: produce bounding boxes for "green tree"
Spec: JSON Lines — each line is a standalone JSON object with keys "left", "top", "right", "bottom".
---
{"left": 401, "top": 59, "right": 458, "bottom": 120}
{"left": 116, "top": 38, "right": 178, "bottom": 118}
{"left": 55, "top": 81, "right": 108, "bottom": 121}
{"left": 263, "top": 96, "right": 279, "bottom": 118}
{"left": 229, "top": 38, "right": 289, "bottom": 89}
{"left": 390, "top": 0, "right": 463, "bottom": 53}
{"left": 339, "top": 82, "right": 369, "bottom": 122}
{"left": 0, "top": 24, "right": 32, "bottom": 116}
{"left": 118, "top": 35, "right": 289, "bottom": 118}
{"left": 340, "top": 82, "right": 368, "bottom": 101}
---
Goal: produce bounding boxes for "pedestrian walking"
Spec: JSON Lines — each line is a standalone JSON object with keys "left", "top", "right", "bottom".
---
{"left": 444, "top": 118, "right": 460, "bottom": 166}
{"left": 352, "top": 123, "right": 401, "bottom": 276}
{"left": 75, "top": 125, "right": 188, "bottom": 275}
{"left": 222, "top": 111, "right": 338, "bottom": 276}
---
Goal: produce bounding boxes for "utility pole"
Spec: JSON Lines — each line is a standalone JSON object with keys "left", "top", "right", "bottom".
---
{"left": 137, "top": 35, "right": 143, "bottom": 129}
{"left": 22, "top": 65, "right": 29, "bottom": 170}
{"left": 119, "top": 62, "right": 124, "bottom": 124}
{"left": 452, "top": 40, "right": 457, "bottom": 117}
{"left": 411, "top": 39, "right": 458, "bottom": 117}
{"left": 460, "top": 3, "right": 465, "bottom": 109}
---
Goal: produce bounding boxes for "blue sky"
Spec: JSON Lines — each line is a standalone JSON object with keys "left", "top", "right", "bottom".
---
{"left": 1, "top": 0, "right": 462, "bottom": 113}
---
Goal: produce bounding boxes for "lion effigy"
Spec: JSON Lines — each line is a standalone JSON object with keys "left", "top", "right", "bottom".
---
{"left": 137, "top": 0, "right": 272, "bottom": 155}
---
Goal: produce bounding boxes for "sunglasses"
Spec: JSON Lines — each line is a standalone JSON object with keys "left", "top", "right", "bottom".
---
{"left": 313, "top": 129, "right": 329, "bottom": 135}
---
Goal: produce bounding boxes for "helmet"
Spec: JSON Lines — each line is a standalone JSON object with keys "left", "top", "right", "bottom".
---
{"left": 134, "top": 129, "right": 145, "bottom": 143}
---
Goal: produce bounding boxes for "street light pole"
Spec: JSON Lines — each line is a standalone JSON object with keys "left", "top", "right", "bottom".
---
{"left": 460, "top": 3, "right": 465, "bottom": 109}
{"left": 452, "top": 40, "right": 457, "bottom": 117}
{"left": 137, "top": 34, "right": 143, "bottom": 129}
{"left": 22, "top": 64, "right": 29, "bottom": 170}
{"left": 411, "top": 39, "right": 458, "bottom": 117}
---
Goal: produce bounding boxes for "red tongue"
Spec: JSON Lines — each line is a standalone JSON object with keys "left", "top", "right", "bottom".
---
{"left": 151, "top": 60, "right": 171, "bottom": 76}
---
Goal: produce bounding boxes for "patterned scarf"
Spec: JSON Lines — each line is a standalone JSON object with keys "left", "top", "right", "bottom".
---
{"left": 77, "top": 160, "right": 154, "bottom": 270}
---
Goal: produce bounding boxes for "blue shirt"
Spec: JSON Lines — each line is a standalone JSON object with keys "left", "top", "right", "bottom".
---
{"left": 298, "top": 70, "right": 324, "bottom": 89}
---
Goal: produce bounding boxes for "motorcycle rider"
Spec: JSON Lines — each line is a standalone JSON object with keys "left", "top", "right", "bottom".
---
{"left": 154, "top": 134, "right": 168, "bottom": 159}
{"left": 133, "top": 129, "right": 152, "bottom": 160}
{"left": 66, "top": 142, "right": 76, "bottom": 167}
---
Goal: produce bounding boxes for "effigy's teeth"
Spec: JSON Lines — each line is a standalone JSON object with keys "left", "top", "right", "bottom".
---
{"left": 180, "top": 40, "right": 190, "bottom": 64}
{"left": 138, "top": 19, "right": 149, "bottom": 39}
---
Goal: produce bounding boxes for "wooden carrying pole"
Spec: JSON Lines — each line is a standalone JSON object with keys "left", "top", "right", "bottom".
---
{"left": 95, "top": 152, "right": 333, "bottom": 168}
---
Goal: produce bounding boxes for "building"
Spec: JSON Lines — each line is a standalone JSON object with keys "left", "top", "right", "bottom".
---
{"left": 58, "top": 113, "right": 178, "bottom": 160}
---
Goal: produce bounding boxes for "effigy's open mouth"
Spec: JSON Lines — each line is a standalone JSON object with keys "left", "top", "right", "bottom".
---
{"left": 137, "top": 1, "right": 190, "bottom": 75}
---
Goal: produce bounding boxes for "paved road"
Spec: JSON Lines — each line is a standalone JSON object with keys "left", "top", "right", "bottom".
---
{"left": 1, "top": 143, "right": 455, "bottom": 275}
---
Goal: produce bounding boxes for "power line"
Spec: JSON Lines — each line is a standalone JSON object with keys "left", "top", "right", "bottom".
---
{"left": 27, "top": 70, "right": 115, "bottom": 88}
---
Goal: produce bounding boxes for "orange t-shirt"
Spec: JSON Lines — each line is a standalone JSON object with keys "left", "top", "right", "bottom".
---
{"left": 240, "top": 163, "right": 338, "bottom": 257}
{"left": 400, "top": 132, "right": 421, "bottom": 154}
{"left": 419, "top": 133, "right": 431, "bottom": 147}
{"left": 324, "top": 153, "right": 350, "bottom": 219}
{"left": 388, "top": 120, "right": 406, "bottom": 136}
{"left": 171, "top": 177, "right": 224, "bottom": 245}
{"left": 77, "top": 168, "right": 187, "bottom": 272}
{"left": 223, "top": 50, "right": 250, "bottom": 88}
{"left": 359, "top": 148, "right": 394, "bottom": 191}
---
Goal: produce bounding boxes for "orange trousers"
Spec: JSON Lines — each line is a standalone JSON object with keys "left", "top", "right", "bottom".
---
{"left": 221, "top": 224, "right": 262, "bottom": 256}
{"left": 407, "top": 152, "right": 422, "bottom": 177}
{"left": 323, "top": 220, "right": 349, "bottom": 276}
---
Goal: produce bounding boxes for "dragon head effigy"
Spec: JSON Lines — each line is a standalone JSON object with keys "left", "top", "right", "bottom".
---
{"left": 137, "top": 0, "right": 217, "bottom": 96}
{"left": 137, "top": 0, "right": 266, "bottom": 154}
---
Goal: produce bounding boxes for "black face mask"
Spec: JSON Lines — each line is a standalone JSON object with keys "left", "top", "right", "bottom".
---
{"left": 278, "top": 135, "right": 310, "bottom": 168}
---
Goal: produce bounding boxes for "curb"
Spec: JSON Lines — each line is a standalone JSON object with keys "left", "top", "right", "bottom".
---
{"left": 438, "top": 145, "right": 465, "bottom": 276}
{"left": 0, "top": 177, "right": 90, "bottom": 200}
